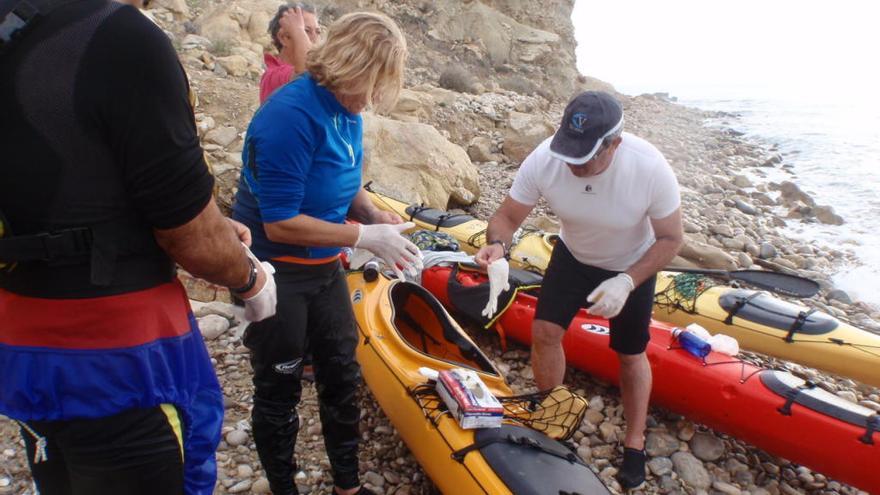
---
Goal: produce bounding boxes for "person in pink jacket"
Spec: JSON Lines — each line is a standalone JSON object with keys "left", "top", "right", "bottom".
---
{"left": 260, "top": 3, "right": 321, "bottom": 103}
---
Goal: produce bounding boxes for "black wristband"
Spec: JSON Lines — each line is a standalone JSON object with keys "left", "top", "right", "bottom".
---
{"left": 230, "top": 256, "right": 258, "bottom": 294}
{"left": 487, "top": 239, "right": 509, "bottom": 258}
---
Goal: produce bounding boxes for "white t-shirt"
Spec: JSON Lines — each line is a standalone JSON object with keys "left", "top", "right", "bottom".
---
{"left": 509, "top": 133, "right": 680, "bottom": 271}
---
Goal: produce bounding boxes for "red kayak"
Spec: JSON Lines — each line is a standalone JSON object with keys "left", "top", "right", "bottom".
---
{"left": 421, "top": 264, "right": 880, "bottom": 494}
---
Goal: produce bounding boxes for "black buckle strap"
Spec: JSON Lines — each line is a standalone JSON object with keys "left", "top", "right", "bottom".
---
{"left": 860, "top": 415, "right": 878, "bottom": 445}
{"left": 406, "top": 204, "right": 428, "bottom": 224}
{"left": 451, "top": 433, "right": 579, "bottom": 464}
{"left": 784, "top": 308, "right": 817, "bottom": 343}
{"left": 777, "top": 381, "right": 817, "bottom": 416}
{"left": 1, "top": 0, "right": 39, "bottom": 49}
{"left": 0, "top": 227, "right": 92, "bottom": 262}
{"left": 723, "top": 291, "right": 763, "bottom": 325}
{"left": 2, "top": 0, "right": 81, "bottom": 54}
{"left": 434, "top": 213, "right": 470, "bottom": 230}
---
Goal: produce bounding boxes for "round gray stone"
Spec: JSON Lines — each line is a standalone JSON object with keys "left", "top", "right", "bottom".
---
{"left": 225, "top": 429, "right": 248, "bottom": 447}
{"left": 689, "top": 432, "right": 725, "bottom": 461}
{"left": 647, "top": 456, "right": 673, "bottom": 476}
{"left": 672, "top": 451, "right": 711, "bottom": 489}
{"left": 646, "top": 431, "right": 680, "bottom": 457}
{"left": 734, "top": 199, "right": 757, "bottom": 215}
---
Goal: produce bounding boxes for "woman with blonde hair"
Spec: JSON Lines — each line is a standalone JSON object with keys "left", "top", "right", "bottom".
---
{"left": 232, "top": 12, "right": 416, "bottom": 495}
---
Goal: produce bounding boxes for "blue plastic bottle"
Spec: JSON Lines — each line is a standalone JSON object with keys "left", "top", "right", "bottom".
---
{"left": 672, "top": 328, "right": 712, "bottom": 358}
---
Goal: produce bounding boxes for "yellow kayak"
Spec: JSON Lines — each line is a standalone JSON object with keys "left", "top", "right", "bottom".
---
{"left": 654, "top": 272, "right": 880, "bottom": 387}
{"left": 347, "top": 268, "right": 609, "bottom": 495}
{"left": 367, "top": 189, "right": 880, "bottom": 388}
{"left": 367, "top": 188, "right": 555, "bottom": 271}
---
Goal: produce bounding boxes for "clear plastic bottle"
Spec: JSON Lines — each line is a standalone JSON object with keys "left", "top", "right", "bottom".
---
{"left": 671, "top": 328, "right": 712, "bottom": 358}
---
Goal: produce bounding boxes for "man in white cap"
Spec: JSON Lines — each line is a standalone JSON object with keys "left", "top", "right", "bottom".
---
{"left": 476, "top": 91, "right": 683, "bottom": 489}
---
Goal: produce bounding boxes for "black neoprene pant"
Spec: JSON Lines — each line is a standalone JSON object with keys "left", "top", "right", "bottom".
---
{"left": 243, "top": 260, "right": 362, "bottom": 495}
{"left": 19, "top": 406, "right": 184, "bottom": 495}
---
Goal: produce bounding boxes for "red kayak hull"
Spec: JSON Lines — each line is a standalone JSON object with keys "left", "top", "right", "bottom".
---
{"left": 421, "top": 265, "right": 880, "bottom": 493}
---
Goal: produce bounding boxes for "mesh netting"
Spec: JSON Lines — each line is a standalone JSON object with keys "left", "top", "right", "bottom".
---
{"left": 654, "top": 272, "right": 719, "bottom": 314}
{"left": 411, "top": 384, "right": 587, "bottom": 441}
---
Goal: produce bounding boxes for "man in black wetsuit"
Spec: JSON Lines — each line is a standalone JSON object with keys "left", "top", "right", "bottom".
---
{"left": 0, "top": 1, "right": 276, "bottom": 493}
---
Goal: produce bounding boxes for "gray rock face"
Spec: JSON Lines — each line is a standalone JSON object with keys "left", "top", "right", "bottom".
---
{"left": 671, "top": 451, "right": 711, "bottom": 489}
{"left": 689, "top": 432, "right": 726, "bottom": 461}
{"left": 502, "top": 111, "right": 555, "bottom": 164}
{"left": 467, "top": 136, "right": 496, "bottom": 163}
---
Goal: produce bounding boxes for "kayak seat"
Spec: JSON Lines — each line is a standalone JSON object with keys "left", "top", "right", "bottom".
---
{"left": 403, "top": 205, "right": 474, "bottom": 228}
{"left": 465, "top": 424, "right": 610, "bottom": 495}
{"left": 509, "top": 267, "right": 544, "bottom": 288}
{"left": 760, "top": 370, "right": 879, "bottom": 444}
{"left": 390, "top": 282, "right": 496, "bottom": 374}
{"left": 718, "top": 289, "right": 838, "bottom": 336}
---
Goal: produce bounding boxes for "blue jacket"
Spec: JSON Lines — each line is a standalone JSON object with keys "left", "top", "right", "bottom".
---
{"left": 233, "top": 73, "right": 363, "bottom": 261}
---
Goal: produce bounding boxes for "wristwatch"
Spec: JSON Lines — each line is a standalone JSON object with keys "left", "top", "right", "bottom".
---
{"left": 487, "top": 239, "right": 509, "bottom": 258}
{"left": 230, "top": 256, "right": 258, "bottom": 294}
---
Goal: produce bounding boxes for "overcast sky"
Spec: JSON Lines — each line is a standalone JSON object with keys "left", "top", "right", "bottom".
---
{"left": 572, "top": 0, "right": 880, "bottom": 101}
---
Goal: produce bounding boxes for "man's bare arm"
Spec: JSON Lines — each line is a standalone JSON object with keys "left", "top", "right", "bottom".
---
{"left": 154, "top": 201, "right": 265, "bottom": 298}
{"left": 476, "top": 195, "right": 535, "bottom": 267}
{"left": 625, "top": 208, "right": 684, "bottom": 286}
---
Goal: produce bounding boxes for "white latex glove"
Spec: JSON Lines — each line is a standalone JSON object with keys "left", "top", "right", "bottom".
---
{"left": 355, "top": 222, "right": 422, "bottom": 280}
{"left": 481, "top": 258, "right": 511, "bottom": 318}
{"left": 241, "top": 245, "right": 278, "bottom": 322}
{"left": 586, "top": 273, "right": 634, "bottom": 319}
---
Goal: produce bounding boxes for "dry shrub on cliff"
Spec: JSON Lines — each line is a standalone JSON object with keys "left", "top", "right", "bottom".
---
{"left": 499, "top": 75, "right": 537, "bottom": 96}
{"left": 439, "top": 66, "right": 478, "bottom": 94}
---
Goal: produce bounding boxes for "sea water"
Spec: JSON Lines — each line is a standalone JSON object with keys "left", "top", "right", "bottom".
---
{"left": 674, "top": 89, "right": 880, "bottom": 309}
{"left": 571, "top": 0, "right": 880, "bottom": 309}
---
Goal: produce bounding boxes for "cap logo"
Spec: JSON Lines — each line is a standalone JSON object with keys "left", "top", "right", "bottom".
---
{"left": 569, "top": 112, "right": 588, "bottom": 133}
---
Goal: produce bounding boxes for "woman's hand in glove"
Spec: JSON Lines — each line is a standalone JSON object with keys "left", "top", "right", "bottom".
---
{"left": 355, "top": 222, "right": 422, "bottom": 280}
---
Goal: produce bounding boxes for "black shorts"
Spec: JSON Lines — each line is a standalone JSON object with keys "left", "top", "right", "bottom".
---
{"left": 534, "top": 241, "right": 656, "bottom": 355}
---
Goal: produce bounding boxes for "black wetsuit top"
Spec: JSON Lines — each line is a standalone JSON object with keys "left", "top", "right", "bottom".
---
{"left": 0, "top": 0, "right": 214, "bottom": 297}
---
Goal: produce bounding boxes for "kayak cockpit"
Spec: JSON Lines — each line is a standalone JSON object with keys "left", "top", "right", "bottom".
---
{"left": 390, "top": 281, "right": 497, "bottom": 375}
{"left": 760, "top": 370, "right": 879, "bottom": 441}
{"left": 472, "top": 425, "right": 610, "bottom": 495}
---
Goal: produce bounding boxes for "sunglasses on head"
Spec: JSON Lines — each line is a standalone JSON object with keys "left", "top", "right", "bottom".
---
{"left": 569, "top": 142, "right": 610, "bottom": 167}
